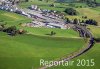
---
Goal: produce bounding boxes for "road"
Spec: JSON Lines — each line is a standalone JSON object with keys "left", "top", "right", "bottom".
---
{"left": 39, "top": 25, "right": 95, "bottom": 69}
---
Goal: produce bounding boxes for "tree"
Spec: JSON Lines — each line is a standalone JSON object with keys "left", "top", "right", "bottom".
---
{"left": 39, "top": 0, "right": 43, "bottom": 1}
{"left": 49, "top": 3, "right": 55, "bottom": 7}
{"left": 46, "top": 0, "right": 49, "bottom": 3}
{"left": 66, "top": 18, "right": 71, "bottom": 23}
{"left": 25, "top": 0, "right": 29, "bottom": 2}
{"left": 85, "top": 19, "right": 98, "bottom": 25}
{"left": 81, "top": 20, "right": 85, "bottom": 23}
{"left": 0, "top": 22, "right": 6, "bottom": 31}
{"left": 3, "top": 26, "right": 17, "bottom": 36}
{"left": 73, "top": 18, "right": 78, "bottom": 24}
{"left": 64, "top": 8, "right": 77, "bottom": 15}
{"left": 50, "top": 31, "right": 56, "bottom": 36}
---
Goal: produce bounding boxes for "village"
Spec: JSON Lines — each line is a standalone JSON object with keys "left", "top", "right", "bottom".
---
{"left": 0, "top": 0, "right": 73, "bottom": 29}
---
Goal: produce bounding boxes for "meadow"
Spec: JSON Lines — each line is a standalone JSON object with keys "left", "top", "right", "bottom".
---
{"left": 0, "top": 10, "right": 32, "bottom": 26}
{"left": 87, "top": 25, "right": 100, "bottom": 38}
{"left": 0, "top": 1, "right": 100, "bottom": 69}
{"left": 48, "top": 43, "right": 100, "bottom": 69}
{"left": 0, "top": 32, "right": 85, "bottom": 69}
{"left": 0, "top": 10, "right": 86, "bottom": 69}
{"left": 21, "top": 27, "right": 79, "bottom": 38}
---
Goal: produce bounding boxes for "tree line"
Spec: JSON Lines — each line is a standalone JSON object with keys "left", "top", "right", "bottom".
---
{"left": 65, "top": 17, "right": 98, "bottom": 26}
{"left": 0, "top": 23, "right": 26, "bottom": 36}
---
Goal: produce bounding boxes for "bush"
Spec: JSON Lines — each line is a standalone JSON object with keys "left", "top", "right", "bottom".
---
{"left": 50, "top": 31, "right": 56, "bottom": 36}
{"left": 17, "top": 29, "right": 27, "bottom": 34}
{"left": 3, "top": 26, "right": 17, "bottom": 36}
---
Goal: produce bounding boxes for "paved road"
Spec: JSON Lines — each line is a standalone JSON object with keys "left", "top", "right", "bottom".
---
{"left": 39, "top": 25, "right": 95, "bottom": 69}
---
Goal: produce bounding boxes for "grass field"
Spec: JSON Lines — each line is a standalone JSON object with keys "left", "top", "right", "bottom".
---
{"left": 18, "top": 1, "right": 66, "bottom": 11}
{"left": 96, "top": 0, "right": 100, "bottom": 3}
{"left": 0, "top": 10, "right": 32, "bottom": 26}
{"left": 0, "top": 10, "right": 85, "bottom": 69}
{"left": 92, "top": 7, "right": 100, "bottom": 11}
{"left": 76, "top": 8, "right": 100, "bottom": 23}
{"left": 18, "top": 0, "right": 100, "bottom": 25}
{"left": 19, "top": 1, "right": 88, "bottom": 12}
{"left": 48, "top": 43, "right": 100, "bottom": 69}
{"left": 65, "top": 7, "right": 100, "bottom": 25}
{"left": 87, "top": 25, "right": 100, "bottom": 38}
{"left": 0, "top": 10, "right": 79, "bottom": 38}
{"left": 0, "top": 32, "right": 85, "bottom": 69}
{"left": 21, "top": 27, "right": 79, "bottom": 38}
{"left": 0, "top": 1, "right": 100, "bottom": 69}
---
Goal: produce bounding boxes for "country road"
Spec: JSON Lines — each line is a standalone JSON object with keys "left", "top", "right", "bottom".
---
{"left": 39, "top": 25, "right": 95, "bottom": 69}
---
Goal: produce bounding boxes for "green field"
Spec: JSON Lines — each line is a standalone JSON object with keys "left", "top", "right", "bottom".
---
{"left": 0, "top": 10, "right": 32, "bottom": 26}
{"left": 48, "top": 43, "right": 100, "bottom": 69}
{"left": 0, "top": 10, "right": 83, "bottom": 69}
{"left": 87, "top": 25, "right": 100, "bottom": 38}
{"left": 21, "top": 27, "right": 79, "bottom": 38}
{"left": 18, "top": 1, "right": 66, "bottom": 11}
{"left": 0, "top": 32, "right": 85, "bottom": 69}
{"left": 0, "top": 1, "right": 100, "bottom": 69}
{"left": 19, "top": 1, "right": 88, "bottom": 11}
{"left": 19, "top": 0, "right": 100, "bottom": 25}
{"left": 96, "top": 0, "right": 100, "bottom": 3}
{"left": 65, "top": 7, "right": 100, "bottom": 25}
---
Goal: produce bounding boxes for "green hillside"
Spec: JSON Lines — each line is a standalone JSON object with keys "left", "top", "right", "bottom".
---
{"left": 0, "top": 10, "right": 32, "bottom": 26}
{"left": 48, "top": 43, "right": 100, "bottom": 69}
{"left": 21, "top": 27, "right": 79, "bottom": 38}
{"left": 0, "top": 32, "right": 85, "bottom": 69}
{"left": 0, "top": 0, "right": 100, "bottom": 69}
{"left": 87, "top": 25, "right": 100, "bottom": 38}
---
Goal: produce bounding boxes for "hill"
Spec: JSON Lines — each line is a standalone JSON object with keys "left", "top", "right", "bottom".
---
{"left": 0, "top": 32, "right": 85, "bottom": 69}
{"left": 48, "top": 43, "right": 100, "bottom": 69}
{"left": 0, "top": 10, "right": 32, "bottom": 26}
